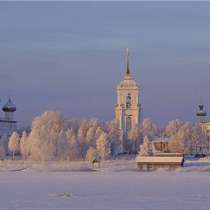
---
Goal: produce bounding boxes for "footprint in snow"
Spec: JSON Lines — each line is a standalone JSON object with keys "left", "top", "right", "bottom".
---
{"left": 48, "top": 192, "right": 73, "bottom": 198}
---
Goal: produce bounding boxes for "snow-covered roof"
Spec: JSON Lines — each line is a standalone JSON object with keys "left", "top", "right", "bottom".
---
{"left": 135, "top": 156, "right": 183, "bottom": 163}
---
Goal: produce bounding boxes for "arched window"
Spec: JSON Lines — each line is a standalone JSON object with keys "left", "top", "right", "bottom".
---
{"left": 126, "top": 93, "right": 131, "bottom": 109}
{"left": 126, "top": 116, "right": 132, "bottom": 131}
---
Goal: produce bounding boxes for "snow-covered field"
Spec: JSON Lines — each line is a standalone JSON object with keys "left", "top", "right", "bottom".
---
{"left": 1, "top": 159, "right": 210, "bottom": 210}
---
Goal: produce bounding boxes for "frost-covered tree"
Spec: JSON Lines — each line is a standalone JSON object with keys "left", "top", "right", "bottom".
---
{"left": 56, "top": 130, "right": 68, "bottom": 160}
{"left": 86, "top": 146, "right": 97, "bottom": 161}
{"left": 77, "top": 125, "right": 88, "bottom": 158}
{"left": 180, "top": 122, "right": 194, "bottom": 154}
{"left": 86, "top": 127, "right": 96, "bottom": 146}
{"left": 168, "top": 122, "right": 196, "bottom": 154}
{"left": 168, "top": 136, "right": 184, "bottom": 153}
{"left": 107, "top": 120, "right": 122, "bottom": 155}
{"left": 165, "top": 119, "right": 184, "bottom": 137}
{"left": 139, "top": 136, "right": 153, "bottom": 156}
{"left": 8, "top": 132, "right": 20, "bottom": 160}
{"left": 128, "top": 125, "right": 142, "bottom": 153}
{"left": 66, "top": 128, "right": 75, "bottom": 141}
{"left": 142, "top": 118, "right": 159, "bottom": 139}
{"left": 0, "top": 135, "right": 6, "bottom": 159}
{"left": 67, "top": 134, "right": 80, "bottom": 160}
{"left": 20, "top": 131, "right": 29, "bottom": 160}
{"left": 0, "top": 145, "right": 5, "bottom": 160}
{"left": 28, "top": 111, "right": 65, "bottom": 161}
{"left": 96, "top": 132, "right": 110, "bottom": 160}
{"left": 167, "top": 121, "right": 210, "bottom": 155}
{"left": 66, "top": 128, "right": 77, "bottom": 159}
{"left": 191, "top": 124, "right": 209, "bottom": 155}
{"left": 95, "top": 126, "right": 103, "bottom": 139}
{"left": 0, "top": 134, "right": 8, "bottom": 154}
{"left": 77, "top": 125, "right": 86, "bottom": 143}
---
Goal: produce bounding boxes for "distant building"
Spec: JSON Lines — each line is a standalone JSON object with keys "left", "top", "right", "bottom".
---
{"left": 194, "top": 103, "right": 210, "bottom": 155}
{"left": 196, "top": 103, "right": 210, "bottom": 134}
{"left": 115, "top": 49, "right": 141, "bottom": 151}
{"left": 196, "top": 104, "right": 207, "bottom": 124}
{"left": 0, "top": 98, "right": 17, "bottom": 135}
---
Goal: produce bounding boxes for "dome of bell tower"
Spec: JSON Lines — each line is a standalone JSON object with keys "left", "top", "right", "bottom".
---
{"left": 117, "top": 48, "right": 139, "bottom": 90}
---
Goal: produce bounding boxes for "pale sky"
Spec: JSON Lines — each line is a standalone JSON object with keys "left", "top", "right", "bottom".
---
{"left": 0, "top": 2, "right": 210, "bottom": 127}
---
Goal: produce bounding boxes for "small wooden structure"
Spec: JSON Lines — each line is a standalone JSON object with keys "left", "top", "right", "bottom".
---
{"left": 92, "top": 158, "right": 100, "bottom": 169}
{"left": 136, "top": 155, "right": 184, "bottom": 171}
{"left": 153, "top": 138, "right": 170, "bottom": 153}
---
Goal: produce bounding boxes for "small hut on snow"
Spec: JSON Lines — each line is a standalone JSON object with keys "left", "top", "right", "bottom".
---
{"left": 136, "top": 136, "right": 184, "bottom": 171}
{"left": 135, "top": 155, "right": 184, "bottom": 171}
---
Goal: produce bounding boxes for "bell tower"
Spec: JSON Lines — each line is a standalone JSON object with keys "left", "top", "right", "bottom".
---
{"left": 0, "top": 98, "right": 17, "bottom": 135}
{"left": 115, "top": 49, "right": 141, "bottom": 134}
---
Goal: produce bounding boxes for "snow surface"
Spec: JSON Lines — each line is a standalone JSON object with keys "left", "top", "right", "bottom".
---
{"left": 1, "top": 159, "right": 210, "bottom": 210}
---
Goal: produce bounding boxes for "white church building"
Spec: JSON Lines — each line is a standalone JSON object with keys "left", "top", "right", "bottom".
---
{"left": 0, "top": 98, "right": 17, "bottom": 136}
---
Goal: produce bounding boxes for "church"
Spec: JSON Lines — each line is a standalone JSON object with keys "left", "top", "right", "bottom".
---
{"left": 115, "top": 49, "right": 141, "bottom": 151}
{"left": 196, "top": 103, "right": 210, "bottom": 134}
{"left": 0, "top": 98, "right": 17, "bottom": 136}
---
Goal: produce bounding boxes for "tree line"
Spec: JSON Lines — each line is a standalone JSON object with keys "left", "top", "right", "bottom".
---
{"left": 0, "top": 112, "right": 209, "bottom": 161}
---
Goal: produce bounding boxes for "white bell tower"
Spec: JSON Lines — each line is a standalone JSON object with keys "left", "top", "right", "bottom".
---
{"left": 115, "top": 49, "right": 141, "bottom": 134}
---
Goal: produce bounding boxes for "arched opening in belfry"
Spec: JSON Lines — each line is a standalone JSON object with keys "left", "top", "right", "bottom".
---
{"left": 126, "top": 93, "right": 131, "bottom": 109}
{"left": 126, "top": 116, "right": 132, "bottom": 131}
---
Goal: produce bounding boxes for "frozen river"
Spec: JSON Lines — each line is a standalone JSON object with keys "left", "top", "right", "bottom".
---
{"left": 0, "top": 171, "right": 210, "bottom": 210}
